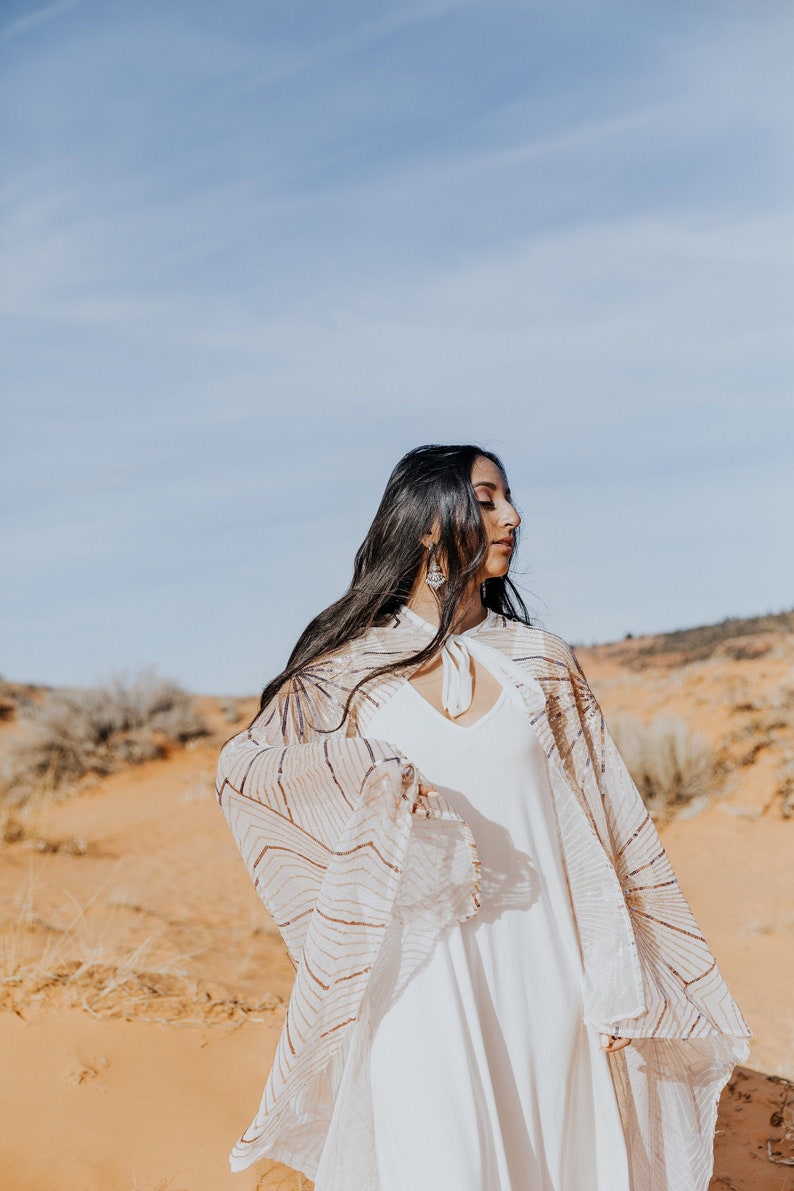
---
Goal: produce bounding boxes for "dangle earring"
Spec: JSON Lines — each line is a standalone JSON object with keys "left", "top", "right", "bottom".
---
{"left": 425, "top": 544, "right": 446, "bottom": 590}
{"left": 480, "top": 580, "right": 488, "bottom": 603}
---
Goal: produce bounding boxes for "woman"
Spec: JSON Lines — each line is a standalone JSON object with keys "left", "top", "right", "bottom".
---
{"left": 217, "top": 444, "right": 750, "bottom": 1191}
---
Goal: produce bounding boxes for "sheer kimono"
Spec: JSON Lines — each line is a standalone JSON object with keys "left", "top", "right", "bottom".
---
{"left": 215, "top": 607, "right": 751, "bottom": 1191}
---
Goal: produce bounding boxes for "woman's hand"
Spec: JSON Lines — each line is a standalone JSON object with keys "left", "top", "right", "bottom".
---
{"left": 599, "top": 1033, "right": 632, "bottom": 1053}
{"left": 411, "top": 783, "right": 439, "bottom": 815}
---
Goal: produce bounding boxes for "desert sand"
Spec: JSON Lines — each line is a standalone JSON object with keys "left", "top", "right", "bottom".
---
{"left": 1, "top": 616, "right": 792, "bottom": 1190}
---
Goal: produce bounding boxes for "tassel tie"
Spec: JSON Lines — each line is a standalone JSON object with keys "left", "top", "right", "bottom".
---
{"left": 398, "top": 603, "right": 547, "bottom": 720}
{"left": 440, "top": 634, "right": 474, "bottom": 718}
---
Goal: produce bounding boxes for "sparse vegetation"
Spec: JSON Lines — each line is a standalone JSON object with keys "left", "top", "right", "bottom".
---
{"left": 0, "top": 952, "right": 282, "bottom": 1023}
{"left": 637, "top": 608, "right": 794, "bottom": 659}
{"left": 577, "top": 607, "right": 794, "bottom": 670}
{"left": 219, "top": 695, "right": 241, "bottom": 724}
{"left": 611, "top": 715, "right": 718, "bottom": 822}
{"left": 255, "top": 1171, "right": 314, "bottom": 1190}
{"left": 0, "top": 688, "right": 15, "bottom": 722}
{"left": 0, "top": 678, "right": 38, "bottom": 721}
{"left": 0, "top": 882, "right": 283, "bottom": 1024}
{"left": 0, "top": 671, "right": 208, "bottom": 807}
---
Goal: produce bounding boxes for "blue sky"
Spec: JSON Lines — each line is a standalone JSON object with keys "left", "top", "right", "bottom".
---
{"left": 1, "top": 0, "right": 792, "bottom": 694}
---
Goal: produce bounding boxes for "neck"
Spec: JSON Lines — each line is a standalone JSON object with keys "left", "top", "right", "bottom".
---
{"left": 405, "top": 582, "right": 487, "bottom": 634}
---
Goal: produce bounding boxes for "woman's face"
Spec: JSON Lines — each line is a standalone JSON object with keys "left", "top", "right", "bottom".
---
{"left": 470, "top": 455, "right": 521, "bottom": 582}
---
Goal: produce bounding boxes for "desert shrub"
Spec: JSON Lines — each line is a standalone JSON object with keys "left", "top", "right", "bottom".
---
{"left": 610, "top": 715, "right": 717, "bottom": 822}
{"left": 0, "top": 688, "right": 14, "bottom": 722}
{"left": 0, "top": 679, "right": 38, "bottom": 722}
{"left": 0, "top": 672, "right": 207, "bottom": 806}
{"left": 219, "top": 696, "right": 240, "bottom": 724}
{"left": 634, "top": 607, "right": 794, "bottom": 664}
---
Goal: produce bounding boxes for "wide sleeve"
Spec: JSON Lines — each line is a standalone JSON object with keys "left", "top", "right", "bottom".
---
{"left": 563, "top": 645, "right": 751, "bottom": 1044}
{"left": 561, "top": 643, "right": 752, "bottom": 1191}
{"left": 215, "top": 657, "right": 481, "bottom": 1180}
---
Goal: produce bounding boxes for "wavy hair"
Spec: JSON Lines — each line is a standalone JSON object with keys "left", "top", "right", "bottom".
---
{"left": 257, "top": 443, "right": 532, "bottom": 719}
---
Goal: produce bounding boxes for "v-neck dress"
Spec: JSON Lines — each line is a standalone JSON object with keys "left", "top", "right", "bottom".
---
{"left": 362, "top": 631, "right": 632, "bottom": 1191}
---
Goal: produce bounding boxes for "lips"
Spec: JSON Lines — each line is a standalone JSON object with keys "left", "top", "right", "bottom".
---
{"left": 493, "top": 539, "right": 514, "bottom": 549}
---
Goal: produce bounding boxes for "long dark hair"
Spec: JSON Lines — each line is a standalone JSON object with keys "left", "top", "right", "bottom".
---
{"left": 257, "top": 443, "right": 533, "bottom": 719}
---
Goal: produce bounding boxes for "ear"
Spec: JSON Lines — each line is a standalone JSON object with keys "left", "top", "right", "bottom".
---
{"left": 420, "top": 517, "right": 440, "bottom": 549}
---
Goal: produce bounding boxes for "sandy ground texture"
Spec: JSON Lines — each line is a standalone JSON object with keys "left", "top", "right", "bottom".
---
{"left": 1, "top": 614, "right": 793, "bottom": 1190}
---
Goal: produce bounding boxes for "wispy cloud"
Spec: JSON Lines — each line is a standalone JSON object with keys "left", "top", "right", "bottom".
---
{"left": 204, "top": 0, "right": 482, "bottom": 99}
{"left": 332, "top": 0, "right": 481, "bottom": 53}
{"left": 0, "top": 0, "right": 85, "bottom": 45}
{"left": 1, "top": 1, "right": 791, "bottom": 688}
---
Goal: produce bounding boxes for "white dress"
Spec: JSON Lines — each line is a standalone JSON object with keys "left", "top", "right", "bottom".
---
{"left": 364, "top": 620, "right": 632, "bottom": 1191}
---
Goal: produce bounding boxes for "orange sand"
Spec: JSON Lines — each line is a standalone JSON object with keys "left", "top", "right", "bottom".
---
{"left": 1, "top": 627, "right": 792, "bottom": 1190}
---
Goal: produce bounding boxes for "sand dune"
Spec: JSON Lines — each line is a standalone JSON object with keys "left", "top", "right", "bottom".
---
{"left": 1, "top": 617, "right": 793, "bottom": 1189}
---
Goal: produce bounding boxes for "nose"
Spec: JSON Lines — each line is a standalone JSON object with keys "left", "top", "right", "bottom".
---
{"left": 502, "top": 501, "right": 520, "bottom": 529}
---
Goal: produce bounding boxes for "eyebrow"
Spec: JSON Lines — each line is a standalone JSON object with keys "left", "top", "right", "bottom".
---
{"left": 472, "top": 479, "right": 512, "bottom": 499}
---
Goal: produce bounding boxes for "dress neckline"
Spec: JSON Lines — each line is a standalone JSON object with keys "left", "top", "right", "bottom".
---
{"left": 400, "top": 676, "right": 510, "bottom": 733}
{"left": 396, "top": 603, "right": 502, "bottom": 722}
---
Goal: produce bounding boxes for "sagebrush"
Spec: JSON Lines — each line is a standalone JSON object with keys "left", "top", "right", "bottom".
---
{"left": 0, "top": 672, "right": 207, "bottom": 805}
{"left": 611, "top": 715, "right": 717, "bottom": 821}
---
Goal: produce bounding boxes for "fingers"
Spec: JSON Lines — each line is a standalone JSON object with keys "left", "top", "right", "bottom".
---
{"left": 599, "top": 1033, "right": 632, "bottom": 1053}
{"left": 411, "top": 784, "right": 439, "bottom": 816}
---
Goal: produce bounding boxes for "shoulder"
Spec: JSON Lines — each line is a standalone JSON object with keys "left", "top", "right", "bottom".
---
{"left": 489, "top": 620, "right": 602, "bottom": 728}
{"left": 485, "top": 617, "right": 583, "bottom": 674}
{"left": 260, "top": 624, "right": 419, "bottom": 739}
{"left": 253, "top": 646, "right": 359, "bottom": 741}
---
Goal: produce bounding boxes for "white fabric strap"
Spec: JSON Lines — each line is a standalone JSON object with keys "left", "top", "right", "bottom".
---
{"left": 399, "top": 604, "right": 512, "bottom": 718}
{"left": 440, "top": 635, "right": 473, "bottom": 718}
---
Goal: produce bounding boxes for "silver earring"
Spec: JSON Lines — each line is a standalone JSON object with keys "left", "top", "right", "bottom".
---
{"left": 425, "top": 545, "right": 446, "bottom": 589}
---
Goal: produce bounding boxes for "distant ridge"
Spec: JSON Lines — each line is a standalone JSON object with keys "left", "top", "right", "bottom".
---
{"left": 576, "top": 607, "right": 794, "bottom": 667}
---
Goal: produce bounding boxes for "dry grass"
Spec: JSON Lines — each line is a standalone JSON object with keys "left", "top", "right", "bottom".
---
{"left": 1, "top": 954, "right": 282, "bottom": 1024}
{"left": 611, "top": 715, "right": 718, "bottom": 821}
{"left": 0, "top": 880, "right": 282, "bottom": 1025}
{"left": 634, "top": 607, "right": 794, "bottom": 660}
{"left": 254, "top": 1171, "right": 314, "bottom": 1190}
{"left": 0, "top": 678, "right": 38, "bottom": 722}
{"left": 218, "top": 696, "right": 241, "bottom": 724}
{"left": 0, "top": 777, "right": 91, "bottom": 853}
{"left": 0, "top": 671, "right": 207, "bottom": 808}
{"left": 129, "top": 1164, "right": 313, "bottom": 1191}
{"left": 577, "top": 606, "right": 794, "bottom": 671}
{"left": 721, "top": 685, "right": 794, "bottom": 818}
